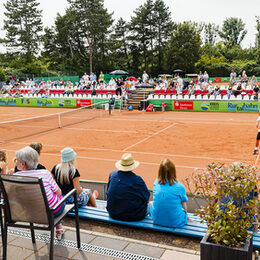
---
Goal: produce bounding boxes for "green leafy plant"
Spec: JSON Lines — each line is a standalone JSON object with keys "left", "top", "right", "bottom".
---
{"left": 186, "top": 162, "right": 259, "bottom": 248}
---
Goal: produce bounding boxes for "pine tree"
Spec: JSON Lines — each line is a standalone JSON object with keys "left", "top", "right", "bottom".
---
{"left": 3, "top": 0, "right": 43, "bottom": 59}
{"left": 67, "top": 0, "right": 113, "bottom": 73}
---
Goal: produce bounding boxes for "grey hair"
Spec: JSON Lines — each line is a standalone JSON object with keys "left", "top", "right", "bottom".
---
{"left": 16, "top": 146, "right": 39, "bottom": 170}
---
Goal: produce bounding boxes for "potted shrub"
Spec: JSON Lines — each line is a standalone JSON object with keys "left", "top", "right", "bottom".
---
{"left": 186, "top": 162, "right": 259, "bottom": 260}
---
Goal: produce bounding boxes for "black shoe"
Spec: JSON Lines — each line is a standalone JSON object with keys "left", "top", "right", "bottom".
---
{"left": 253, "top": 149, "right": 258, "bottom": 155}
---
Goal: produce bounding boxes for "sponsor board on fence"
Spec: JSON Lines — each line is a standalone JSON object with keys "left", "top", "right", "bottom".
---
{"left": 0, "top": 98, "right": 78, "bottom": 108}
{"left": 0, "top": 98, "right": 18, "bottom": 106}
{"left": 36, "top": 98, "right": 54, "bottom": 107}
{"left": 57, "top": 99, "right": 75, "bottom": 107}
{"left": 76, "top": 99, "right": 92, "bottom": 107}
{"left": 174, "top": 101, "right": 194, "bottom": 110}
{"left": 194, "top": 101, "right": 259, "bottom": 112}
{"left": 149, "top": 100, "right": 259, "bottom": 113}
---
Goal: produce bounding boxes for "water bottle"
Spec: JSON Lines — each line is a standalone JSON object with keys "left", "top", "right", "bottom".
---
{"left": 255, "top": 250, "right": 259, "bottom": 260}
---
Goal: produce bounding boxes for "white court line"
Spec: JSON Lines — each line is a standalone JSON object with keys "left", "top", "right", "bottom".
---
{"left": 4, "top": 149, "right": 197, "bottom": 169}
{"left": 65, "top": 127, "right": 144, "bottom": 134}
{"left": 9, "top": 141, "right": 252, "bottom": 163}
{"left": 0, "top": 124, "right": 54, "bottom": 129}
{"left": 100, "top": 116, "right": 255, "bottom": 123}
{"left": 123, "top": 123, "right": 178, "bottom": 151}
{"left": 0, "top": 124, "right": 146, "bottom": 135}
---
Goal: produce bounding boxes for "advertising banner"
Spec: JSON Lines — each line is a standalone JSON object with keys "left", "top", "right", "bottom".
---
{"left": 149, "top": 99, "right": 259, "bottom": 113}
{"left": 194, "top": 101, "right": 259, "bottom": 112}
{"left": 76, "top": 99, "right": 92, "bottom": 107}
{"left": 174, "top": 101, "right": 194, "bottom": 110}
{"left": 0, "top": 97, "right": 78, "bottom": 108}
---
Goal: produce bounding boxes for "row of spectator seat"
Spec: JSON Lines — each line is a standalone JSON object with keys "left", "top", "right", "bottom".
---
{"left": 9, "top": 89, "right": 129, "bottom": 95}
{"left": 148, "top": 94, "right": 257, "bottom": 101}
{"left": 154, "top": 89, "right": 255, "bottom": 96}
{"left": 21, "top": 93, "right": 123, "bottom": 99}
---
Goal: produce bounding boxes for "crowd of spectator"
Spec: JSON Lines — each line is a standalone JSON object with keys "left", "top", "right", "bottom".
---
{"left": 151, "top": 70, "right": 259, "bottom": 100}
{"left": 0, "top": 70, "right": 259, "bottom": 100}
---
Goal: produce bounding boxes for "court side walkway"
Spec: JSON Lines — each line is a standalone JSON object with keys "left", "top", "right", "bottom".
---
{"left": 0, "top": 225, "right": 200, "bottom": 259}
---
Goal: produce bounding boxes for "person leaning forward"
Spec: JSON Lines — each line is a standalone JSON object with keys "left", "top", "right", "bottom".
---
{"left": 106, "top": 153, "right": 150, "bottom": 221}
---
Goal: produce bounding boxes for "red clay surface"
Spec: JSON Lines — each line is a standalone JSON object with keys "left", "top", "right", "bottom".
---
{"left": 0, "top": 106, "right": 259, "bottom": 189}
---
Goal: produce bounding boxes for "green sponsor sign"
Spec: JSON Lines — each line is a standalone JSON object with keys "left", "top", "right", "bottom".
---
{"left": 149, "top": 99, "right": 259, "bottom": 113}
{"left": 0, "top": 97, "right": 122, "bottom": 109}
{"left": 0, "top": 98, "right": 77, "bottom": 108}
{"left": 194, "top": 101, "right": 259, "bottom": 112}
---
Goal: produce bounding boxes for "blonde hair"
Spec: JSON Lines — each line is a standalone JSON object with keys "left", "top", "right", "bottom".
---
{"left": 158, "top": 158, "right": 177, "bottom": 185}
{"left": 55, "top": 160, "right": 76, "bottom": 185}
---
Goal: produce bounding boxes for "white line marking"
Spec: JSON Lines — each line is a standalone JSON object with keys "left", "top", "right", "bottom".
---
{"left": 8, "top": 141, "right": 252, "bottom": 163}
{"left": 3, "top": 149, "right": 200, "bottom": 169}
{"left": 123, "top": 123, "right": 178, "bottom": 151}
{"left": 100, "top": 116, "right": 255, "bottom": 123}
{"left": 65, "top": 127, "right": 144, "bottom": 134}
{"left": 0, "top": 124, "right": 147, "bottom": 134}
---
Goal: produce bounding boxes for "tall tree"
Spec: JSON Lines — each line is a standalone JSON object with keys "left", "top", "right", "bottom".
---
{"left": 256, "top": 16, "right": 260, "bottom": 64}
{"left": 165, "top": 22, "right": 201, "bottom": 73}
{"left": 67, "top": 0, "right": 113, "bottom": 73}
{"left": 129, "top": 3, "right": 151, "bottom": 71}
{"left": 3, "top": 0, "right": 42, "bottom": 60}
{"left": 203, "top": 23, "right": 219, "bottom": 45}
{"left": 109, "top": 18, "right": 130, "bottom": 69}
{"left": 256, "top": 16, "right": 260, "bottom": 46}
{"left": 129, "top": 0, "right": 173, "bottom": 74}
{"left": 153, "top": 0, "right": 174, "bottom": 73}
{"left": 218, "top": 17, "right": 247, "bottom": 47}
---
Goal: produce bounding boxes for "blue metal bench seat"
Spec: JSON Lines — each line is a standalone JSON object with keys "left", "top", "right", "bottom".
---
{"left": 68, "top": 200, "right": 260, "bottom": 249}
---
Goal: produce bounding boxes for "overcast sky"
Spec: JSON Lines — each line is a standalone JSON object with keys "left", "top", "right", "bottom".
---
{"left": 0, "top": 0, "right": 259, "bottom": 49}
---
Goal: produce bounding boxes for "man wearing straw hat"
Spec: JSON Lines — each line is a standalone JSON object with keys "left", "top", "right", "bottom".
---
{"left": 106, "top": 153, "right": 150, "bottom": 221}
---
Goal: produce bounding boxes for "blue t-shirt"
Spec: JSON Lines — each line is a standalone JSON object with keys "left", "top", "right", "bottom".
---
{"left": 150, "top": 180, "right": 188, "bottom": 228}
{"left": 106, "top": 170, "right": 150, "bottom": 221}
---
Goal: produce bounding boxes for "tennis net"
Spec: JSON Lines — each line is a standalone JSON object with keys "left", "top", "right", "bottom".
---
{"left": 0, "top": 101, "right": 110, "bottom": 143}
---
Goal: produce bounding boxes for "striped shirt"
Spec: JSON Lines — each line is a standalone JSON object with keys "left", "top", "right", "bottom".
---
{"left": 14, "top": 169, "right": 62, "bottom": 213}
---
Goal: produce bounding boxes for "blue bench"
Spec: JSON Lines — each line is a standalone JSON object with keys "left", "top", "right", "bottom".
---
{"left": 68, "top": 200, "right": 260, "bottom": 249}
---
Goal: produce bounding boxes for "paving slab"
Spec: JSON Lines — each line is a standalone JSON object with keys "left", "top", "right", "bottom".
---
{"left": 26, "top": 251, "right": 68, "bottom": 260}
{"left": 161, "top": 250, "right": 200, "bottom": 260}
{"left": 90, "top": 236, "right": 129, "bottom": 251}
{"left": 124, "top": 242, "right": 164, "bottom": 258}
{"left": 0, "top": 244, "right": 34, "bottom": 259}
{"left": 62, "top": 230, "right": 95, "bottom": 244}
{"left": 72, "top": 251, "right": 118, "bottom": 260}
{"left": 37, "top": 244, "right": 80, "bottom": 259}
{"left": 9, "top": 237, "right": 46, "bottom": 251}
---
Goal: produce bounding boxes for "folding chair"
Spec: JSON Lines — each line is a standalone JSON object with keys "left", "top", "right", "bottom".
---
{"left": 0, "top": 174, "right": 80, "bottom": 260}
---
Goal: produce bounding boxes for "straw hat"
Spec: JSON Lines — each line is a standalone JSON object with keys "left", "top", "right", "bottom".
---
{"left": 115, "top": 153, "right": 139, "bottom": 172}
{"left": 61, "top": 147, "right": 76, "bottom": 162}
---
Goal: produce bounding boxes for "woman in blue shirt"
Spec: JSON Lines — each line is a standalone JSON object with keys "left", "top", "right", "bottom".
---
{"left": 150, "top": 158, "right": 189, "bottom": 228}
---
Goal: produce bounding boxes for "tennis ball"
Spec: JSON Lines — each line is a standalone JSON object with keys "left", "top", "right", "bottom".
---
{"left": 230, "top": 118, "right": 233, "bottom": 121}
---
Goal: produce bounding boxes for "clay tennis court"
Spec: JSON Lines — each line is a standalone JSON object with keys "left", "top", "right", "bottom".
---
{"left": 0, "top": 106, "right": 259, "bottom": 188}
